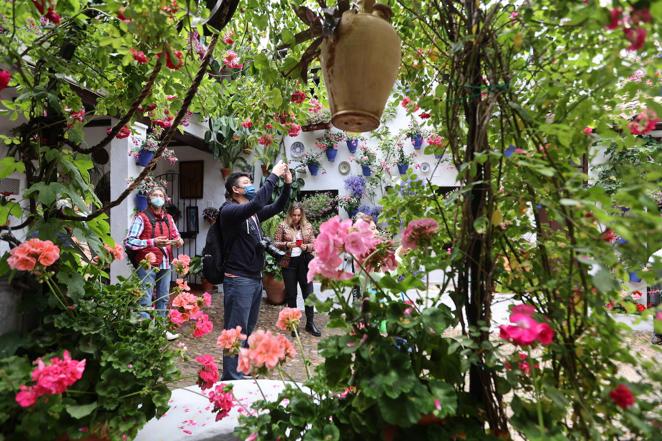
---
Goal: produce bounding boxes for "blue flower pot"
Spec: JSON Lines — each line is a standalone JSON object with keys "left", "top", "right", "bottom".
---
{"left": 411, "top": 134, "right": 423, "bottom": 150}
{"left": 397, "top": 163, "right": 409, "bottom": 175}
{"left": 346, "top": 139, "right": 359, "bottom": 154}
{"left": 348, "top": 208, "right": 358, "bottom": 219}
{"left": 361, "top": 165, "right": 371, "bottom": 177}
{"left": 308, "top": 163, "right": 320, "bottom": 176}
{"left": 629, "top": 272, "right": 642, "bottom": 283}
{"left": 135, "top": 193, "right": 148, "bottom": 211}
{"left": 136, "top": 149, "right": 154, "bottom": 167}
{"left": 325, "top": 148, "right": 338, "bottom": 162}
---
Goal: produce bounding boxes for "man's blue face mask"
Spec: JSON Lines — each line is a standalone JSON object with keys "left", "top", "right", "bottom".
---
{"left": 242, "top": 184, "right": 256, "bottom": 200}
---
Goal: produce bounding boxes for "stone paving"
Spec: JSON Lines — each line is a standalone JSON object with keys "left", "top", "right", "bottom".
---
{"left": 172, "top": 288, "right": 335, "bottom": 388}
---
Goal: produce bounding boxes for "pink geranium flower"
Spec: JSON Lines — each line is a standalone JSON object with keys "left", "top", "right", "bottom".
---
{"left": 401, "top": 218, "right": 439, "bottom": 250}
{"left": 627, "top": 109, "right": 659, "bottom": 135}
{"left": 499, "top": 304, "right": 554, "bottom": 347}
{"left": 144, "top": 252, "right": 157, "bottom": 265}
{"left": 203, "top": 292, "right": 212, "bottom": 307}
{"left": 276, "top": 308, "right": 302, "bottom": 331}
{"left": 207, "top": 384, "right": 234, "bottom": 421}
{"left": 237, "top": 330, "right": 296, "bottom": 374}
{"left": 193, "top": 313, "right": 214, "bottom": 338}
{"left": 15, "top": 350, "right": 86, "bottom": 408}
{"left": 195, "top": 354, "right": 219, "bottom": 390}
{"left": 104, "top": 244, "right": 124, "bottom": 261}
{"left": 583, "top": 127, "right": 593, "bottom": 136}
{"left": 217, "top": 326, "right": 247, "bottom": 353}
{"left": 169, "top": 309, "right": 188, "bottom": 326}
{"left": 8, "top": 239, "right": 60, "bottom": 272}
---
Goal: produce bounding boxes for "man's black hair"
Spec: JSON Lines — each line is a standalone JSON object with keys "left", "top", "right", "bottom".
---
{"left": 225, "top": 172, "right": 251, "bottom": 199}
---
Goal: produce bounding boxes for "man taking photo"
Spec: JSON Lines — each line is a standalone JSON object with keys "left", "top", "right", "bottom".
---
{"left": 219, "top": 161, "right": 291, "bottom": 380}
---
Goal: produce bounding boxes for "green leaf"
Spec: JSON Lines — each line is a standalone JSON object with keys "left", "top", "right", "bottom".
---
{"left": 65, "top": 402, "right": 97, "bottom": 419}
{"left": 57, "top": 270, "right": 86, "bottom": 301}
{"left": 592, "top": 269, "right": 618, "bottom": 294}
{"left": 0, "top": 157, "right": 25, "bottom": 179}
{"left": 473, "top": 216, "right": 488, "bottom": 234}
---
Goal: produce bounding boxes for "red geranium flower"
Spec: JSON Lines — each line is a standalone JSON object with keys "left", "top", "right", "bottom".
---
{"left": 606, "top": 8, "right": 622, "bottom": 30}
{"left": 130, "top": 48, "right": 149, "bottom": 64}
{"left": 0, "top": 70, "right": 12, "bottom": 91}
{"left": 419, "top": 112, "right": 431, "bottom": 119}
{"left": 624, "top": 27, "right": 646, "bottom": 51}
{"left": 164, "top": 50, "right": 184, "bottom": 70}
{"left": 609, "top": 384, "right": 635, "bottom": 409}
{"left": 290, "top": 90, "right": 306, "bottom": 104}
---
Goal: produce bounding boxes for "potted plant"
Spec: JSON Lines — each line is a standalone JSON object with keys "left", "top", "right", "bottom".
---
{"left": 130, "top": 132, "right": 179, "bottom": 167}
{"left": 344, "top": 132, "right": 365, "bottom": 154}
{"left": 394, "top": 139, "right": 415, "bottom": 175}
{"left": 402, "top": 119, "right": 426, "bottom": 150}
{"left": 205, "top": 116, "right": 250, "bottom": 178}
{"left": 202, "top": 207, "right": 219, "bottom": 225}
{"left": 260, "top": 215, "right": 286, "bottom": 305}
{"left": 130, "top": 176, "right": 167, "bottom": 211}
{"left": 301, "top": 101, "right": 332, "bottom": 132}
{"left": 300, "top": 151, "right": 324, "bottom": 176}
{"left": 0, "top": 254, "right": 181, "bottom": 441}
{"left": 301, "top": 192, "right": 339, "bottom": 234}
{"left": 426, "top": 133, "right": 446, "bottom": 158}
{"left": 357, "top": 203, "right": 382, "bottom": 223}
{"left": 130, "top": 133, "right": 159, "bottom": 167}
{"left": 315, "top": 131, "right": 345, "bottom": 162}
{"left": 355, "top": 143, "right": 377, "bottom": 177}
{"left": 336, "top": 194, "right": 361, "bottom": 219}
{"left": 344, "top": 175, "right": 367, "bottom": 200}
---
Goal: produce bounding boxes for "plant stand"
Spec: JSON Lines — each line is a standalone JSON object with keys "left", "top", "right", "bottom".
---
{"left": 263, "top": 274, "right": 286, "bottom": 305}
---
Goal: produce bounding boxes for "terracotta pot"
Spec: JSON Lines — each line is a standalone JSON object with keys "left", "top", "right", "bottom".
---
{"left": 301, "top": 122, "right": 331, "bottom": 132}
{"left": 221, "top": 167, "right": 231, "bottom": 179}
{"left": 263, "top": 274, "right": 286, "bottom": 305}
{"left": 320, "top": 1, "right": 401, "bottom": 132}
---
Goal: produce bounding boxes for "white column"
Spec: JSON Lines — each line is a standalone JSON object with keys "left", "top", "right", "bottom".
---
{"left": 110, "top": 121, "right": 147, "bottom": 283}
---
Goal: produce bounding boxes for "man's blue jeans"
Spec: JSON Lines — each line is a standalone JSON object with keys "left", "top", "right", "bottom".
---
{"left": 221, "top": 276, "right": 263, "bottom": 380}
{"left": 136, "top": 267, "right": 171, "bottom": 319}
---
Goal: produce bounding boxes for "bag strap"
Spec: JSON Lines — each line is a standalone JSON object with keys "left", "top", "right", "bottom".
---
{"left": 218, "top": 203, "right": 237, "bottom": 265}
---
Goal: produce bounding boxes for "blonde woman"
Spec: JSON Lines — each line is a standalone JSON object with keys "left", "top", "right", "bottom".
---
{"left": 274, "top": 203, "right": 320, "bottom": 336}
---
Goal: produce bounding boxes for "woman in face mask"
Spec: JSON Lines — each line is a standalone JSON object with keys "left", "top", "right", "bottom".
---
{"left": 124, "top": 186, "right": 184, "bottom": 341}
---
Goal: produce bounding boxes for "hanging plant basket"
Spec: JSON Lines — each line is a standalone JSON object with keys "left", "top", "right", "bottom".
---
{"left": 320, "top": 2, "right": 401, "bottom": 132}
{"left": 301, "top": 122, "right": 332, "bottom": 132}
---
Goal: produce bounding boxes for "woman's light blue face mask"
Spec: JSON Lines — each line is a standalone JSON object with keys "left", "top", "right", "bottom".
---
{"left": 150, "top": 195, "right": 165, "bottom": 208}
